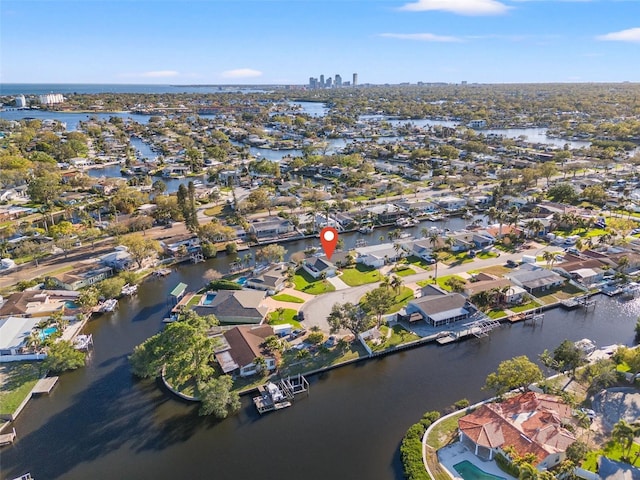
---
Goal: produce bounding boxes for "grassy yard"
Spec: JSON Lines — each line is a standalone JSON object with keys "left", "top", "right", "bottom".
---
{"left": 436, "top": 274, "right": 467, "bottom": 292}
{"left": 486, "top": 309, "right": 508, "bottom": 319}
{"left": 340, "top": 264, "right": 382, "bottom": 287}
{"left": 386, "top": 287, "right": 415, "bottom": 314}
{"left": 186, "top": 294, "right": 202, "bottom": 307}
{"left": 469, "top": 265, "right": 510, "bottom": 277}
{"left": 477, "top": 251, "right": 499, "bottom": 260}
{"left": 203, "top": 205, "right": 224, "bottom": 216}
{"left": 439, "top": 251, "right": 474, "bottom": 266}
{"left": 535, "top": 283, "right": 585, "bottom": 304}
{"left": 426, "top": 411, "right": 467, "bottom": 450}
{"left": 271, "top": 293, "right": 305, "bottom": 304}
{"left": 268, "top": 309, "right": 303, "bottom": 329}
{"left": 392, "top": 265, "right": 417, "bottom": 277}
{"left": 370, "top": 324, "right": 421, "bottom": 352}
{"left": 279, "top": 341, "right": 368, "bottom": 376}
{"left": 582, "top": 441, "right": 640, "bottom": 472}
{"left": 0, "top": 362, "right": 42, "bottom": 415}
{"left": 510, "top": 299, "right": 542, "bottom": 313}
{"left": 293, "top": 269, "right": 336, "bottom": 295}
{"left": 405, "top": 255, "right": 434, "bottom": 269}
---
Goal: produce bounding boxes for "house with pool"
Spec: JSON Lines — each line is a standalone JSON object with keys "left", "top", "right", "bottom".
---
{"left": 193, "top": 290, "right": 269, "bottom": 324}
{"left": 457, "top": 392, "right": 576, "bottom": 471}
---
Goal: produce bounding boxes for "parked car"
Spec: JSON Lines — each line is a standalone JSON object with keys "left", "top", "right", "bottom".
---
{"left": 290, "top": 329, "right": 307, "bottom": 340}
{"left": 506, "top": 259, "right": 518, "bottom": 268}
{"left": 323, "top": 335, "right": 337, "bottom": 348}
{"left": 296, "top": 311, "right": 305, "bottom": 321}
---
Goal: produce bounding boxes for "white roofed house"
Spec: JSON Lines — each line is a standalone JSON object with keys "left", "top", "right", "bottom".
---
{"left": 354, "top": 243, "right": 406, "bottom": 268}
{"left": 437, "top": 196, "right": 467, "bottom": 212}
{"left": 248, "top": 216, "right": 294, "bottom": 240}
{"left": 245, "top": 264, "right": 287, "bottom": 293}
{"left": 404, "top": 239, "right": 435, "bottom": 262}
{"left": 213, "top": 325, "right": 277, "bottom": 377}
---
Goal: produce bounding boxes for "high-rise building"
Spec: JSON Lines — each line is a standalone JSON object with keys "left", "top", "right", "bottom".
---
{"left": 39, "top": 93, "right": 64, "bottom": 105}
{"left": 335, "top": 74, "right": 342, "bottom": 87}
{"left": 326, "top": 77, "right": 332, "bottom": 88}
{"left": 309, "top": 77, "right": 317, "bottom": 89}
{"left": 15, "top": 95, "right": 26, "bottom": 108}
{"left": 352, "top": 73, "right": 358, "bottom": 86}
{"left": 319, "top": 74, "right": 325, "bottom": 87}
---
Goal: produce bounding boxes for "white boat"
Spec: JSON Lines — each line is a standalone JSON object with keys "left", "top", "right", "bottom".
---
{"left": 99, "top": 299, "right": 118, "bottom": 312}
{"left": 73, "top": 334, "right": 93, "bottom": 351}
{"left": 121, "top": 284, "right": 138, "bottom": 296}
{"left": 358, "top": 225, "right": 374, "bottom": 234}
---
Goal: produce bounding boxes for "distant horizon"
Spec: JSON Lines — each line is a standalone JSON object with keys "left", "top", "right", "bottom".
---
{"left": 1, "top": 1, "right": 639, "bottom": 84}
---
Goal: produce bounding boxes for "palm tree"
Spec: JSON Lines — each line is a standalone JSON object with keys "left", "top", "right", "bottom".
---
{"left": 518, "top": 462, "right": 538, "bottom": 480}
{"left": 542, "top": 251, "right": 555, "bottom": 269}
{"left": 380, "top": 276, "right": 391, "bottom": 291}
{"left": 612, "top": 420, "right": 637, "bottom": 460}
{"left": 390, "top": 276, "right": 403, "bottom": 295}
{"left": 420, "top": 227, "right": 429, "bottom": 239}
{"left": 253, "top": 356, "right": 268, "bottom": 375}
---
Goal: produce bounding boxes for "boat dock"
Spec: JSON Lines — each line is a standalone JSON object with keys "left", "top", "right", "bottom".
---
{"left": 32, "top": 377, "right": 59, "bottom": 395}
{"left": 561, "top": 295, "right": 597, "bottom": 310}
{"left": 253, "top": 375, "right": 309, "bottom": 414}
{"left": 0, "top": 427, "right": 17, "bottom": 446}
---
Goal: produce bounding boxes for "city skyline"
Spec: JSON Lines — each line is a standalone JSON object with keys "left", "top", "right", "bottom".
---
{"left": 1, "top": 0, "right": 639, "bottom": 85}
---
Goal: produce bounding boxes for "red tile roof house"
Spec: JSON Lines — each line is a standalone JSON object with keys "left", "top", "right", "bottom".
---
{"left": 458, "top": 392, "right": 576, "bottom": 471}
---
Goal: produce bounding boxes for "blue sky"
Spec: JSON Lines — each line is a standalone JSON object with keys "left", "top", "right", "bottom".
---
{"left": 1, "top": 0, "right": 639, "bottom": 84}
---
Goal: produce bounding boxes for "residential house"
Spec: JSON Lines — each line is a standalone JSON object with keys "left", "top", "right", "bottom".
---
{"left": 214, "top": 325, "right": 277, "bottom": 377}
{"left": 0, "top": 290, "right": 80, "bottom": 318}
{"left": 506, "top": 267, "right": 565, "bottom": 294}
{"left": 160, "top": 235, "right": 201, "bottom": 257}
{"left": 395, "top": 200, "right": 440, "bottom": 215}
{"left": 50, "top": 264, "right": 113, "bottom": 291}
{"left": 245, "top": 264, "right": 287, "bottom": 293}
{"left": 0, "top": 316, "right": 42, "bottom": 356}
{"left": 404, "top": 239, "right": 435, "bottom": 262}
{"left": 598, "top": 457, "right": 640, "bottom": 480}
{"left": 100, "top": 246, "right": 134, "bottom": 271}
{"left": 406, "top": 289, "right": 471, "bottom": 327}
{"left": 194, "top": 290, "right": 269, "bottom": 324}
{"left": 437, "top": 196, "right": 467, "bottom": 212}
{"left": 458, "top": 392, "right": 576, "bottom": 470}
{"left": 302, "top": 255, "right": 337, "bottom": 279}
{"left": 355, "top": 243, "right": 405, "bottom": 268}
{"left": 552, "top": 258, "right": 609, "bottom": 286}
{"left": 365, "top": 204, "right": 407, "bottom": 223}
{"left": 248, "top": 217, "right": 294, "bottom": 240}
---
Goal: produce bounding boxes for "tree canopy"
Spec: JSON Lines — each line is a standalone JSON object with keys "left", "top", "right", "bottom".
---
{"left": 484, "top": 355, "right": 543, "bottom": 395}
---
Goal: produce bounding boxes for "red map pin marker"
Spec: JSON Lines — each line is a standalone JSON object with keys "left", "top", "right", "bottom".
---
{"left": 320, "top": 227, "right": 339, "bottom": 260}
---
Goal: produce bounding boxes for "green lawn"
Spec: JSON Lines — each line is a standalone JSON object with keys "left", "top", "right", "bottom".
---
{"left": 582, "top": 441, "right": 640, "bottom": 472}
{"left": 534, "top": 283, "right": 585, "bottom": 305}
{"left": 268, "top": 309, "right": 303, "bottom": 329}
{"left": 405, "top": 255, "right": 434, "bottom": 269}
{"left": 435, "top": 274, "right": 467, "bottom": 292}
{"left": 203, "top": 205, "right": 224, "bottom": 216}
{"left": 417, "top": 279, "right": 430, "bottom": 288}
{"left": 487, "top": 309, "right": 508, "bottom": 319}
{"left": 510, "top": 299, "right": 542, "bottom": 313}
{"left": 271, "top": 293, "right": 305, "bottom": 304}
{"left": 393, "top": 266, "right": 417, "bottom": 277}
{"left": 386, "top": 286, "right": 416, "bottom": 314}
{"left": 340, "top": 264, "right": 382, "bottom": 287}
{"left": 0, "top": 362, "right": 42, "bottom": 415}
{"left": 426, "top": 411, "right": 467, "bottom": 450}
{"left": 279, "top": 341, "right": 369, "bottom": 376}
{"left": 439, "top": 251, "right": 474, "bottom": 266}
{"left": 293, "top": 269, "right": 336, "bottom": 295}
{"left": 186, "top": 294, "right": 202, "bottom": 307}
{"left": 370, "top": 324, "right": 421, "bottom": 352}
{"left": 477, "top": 251, "right": 499, "bottom": 260}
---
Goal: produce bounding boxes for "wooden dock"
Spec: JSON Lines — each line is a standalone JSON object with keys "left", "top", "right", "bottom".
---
{"left": 253, "top": 375, "right": 309, "bottom": 414}
{"left": 32, "top": 377, "right": 59, "bottom": 395}
{"left": 0, "top": 428, "right": 17, "bottom": 446}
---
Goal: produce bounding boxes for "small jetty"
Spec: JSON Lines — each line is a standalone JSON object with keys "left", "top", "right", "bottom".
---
{"left": 73, "top": 334, "right": 93, "bottom": 351}
{"left": 98, "top": 298, "right": 118, "bottom": 312}
{"left": 121, "top": 283, "right": 138, "bottom": 296}
{"left": 561, "top": 295, "right": 597, "bottom": 310}
{"left": 154, "top": 268, "right": 172, "bottom": 277}
{"left": 32, "top": 376, "right": 59, "bottom": 395}
{"left": 0, "top": 427, "right": 17, "bottom": 446}
{"left": 253, "top": 375, "right": 309, "bottom": 414}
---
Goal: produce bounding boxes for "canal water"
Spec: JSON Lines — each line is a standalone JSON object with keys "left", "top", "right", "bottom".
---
{"left": 2, "top": 243, "right": 639, "bottom": 479}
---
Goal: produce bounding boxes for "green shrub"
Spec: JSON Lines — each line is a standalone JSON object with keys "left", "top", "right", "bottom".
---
{"left": 201, "top": 242, "right": 218, "bottom": 259}
{"left": 495, "top": 453, "right": 519, "bottom": 477}
{"left": 207, "top": 279, "right": 242, "bottom": 291}
{"left": 401, "top": 411, "right": 441, "bottom": 480}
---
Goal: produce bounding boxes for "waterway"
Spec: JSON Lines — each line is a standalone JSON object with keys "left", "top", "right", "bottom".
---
{"left": 2, "top": 235, "right": 639, "bottom": 479}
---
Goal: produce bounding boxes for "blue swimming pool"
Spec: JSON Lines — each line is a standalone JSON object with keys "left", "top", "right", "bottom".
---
{"left": 202, "top": 293, "right": 217, "bottom": 305}
{"left": 39, "top": 327, "right": 58, "bottom": 341}
{"left": 65, "top": 301, "right": 79, "bottom": 309}
{"left": 236, "top": 277, "right": 247, "bottom": 286}
{"left": 453, "top": 461, "right": 506, "bottom": 480}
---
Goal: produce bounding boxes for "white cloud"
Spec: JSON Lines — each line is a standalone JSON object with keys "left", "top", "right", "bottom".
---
{"left": 221, "top": 68, "right": 263, "bottom": 79}
{"left": 140, "top": 70, "right": 179, "bottom": 78}
{"left": 399, "top": 0, "right": 510, "bottom": 15}
{"left": 597, "top": 27, "right": 640, "bottom": 42}
{"left": 380, "top": 33, "right": 463, "bottom": 42}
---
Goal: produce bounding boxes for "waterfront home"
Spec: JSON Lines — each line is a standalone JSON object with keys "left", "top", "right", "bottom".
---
{"left": 248, "top": 217, "right": 295, "bottom": 240}
{"left": 301, "top": 255, "right": 337, "bottom": 279}
{"left": 406, "top": 289, "right": 470, "bottom": 327}
{"left": 100, "top": 247, "right": 134, "bottom": 271}
{"left": 506, "top": 267, "right": 565, "bottom": 294}
{"left": 355, "top": 243, "right": 406, "bottom": 268}
{"left": 395, "top": 199, "right": 440, "bottom": 215}
{"left": 160, "top": 235, "right": 201, "bottom": 256}
{"left": 194, "top": 290, "right": 269, "bottom": 325}
{"left": 0, "top": 290, "right": 80, "bottom": 318}
{"left": 0, "top": 316, "right": 43, "bottom": 358}
{"left": 364, "top": 204, "right": 407, "bottom": 224}
{"left": 49, "top": 264, "right": 114, "bottom": 291}
{"left": 458, "top": 392, "right": 575, "bottom": 470}
{"left": 437, "top": 196, "right": 467, "bottom": 212}
{"left": 403, "top": 239, "right": 435, "bottom": 262}
{"left": 214, "top": 325, "right": 277, "bottom": 377}
{"left": 245, "top": 264, "right": 287, "bottom": 293}
{"left": 552, "top": 258, "right": 608, "bottom": 286}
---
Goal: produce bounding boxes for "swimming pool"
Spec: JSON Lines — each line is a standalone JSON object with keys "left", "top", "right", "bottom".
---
{"left": 453, "top": 461, "right": 506, "bottom": 480}
{"left": 65, "top": 301, "right": 79, "bottom": 309}
{"left": 202, "top": 293, "right": 217, "bottom": 305}
{"left": 236, "top": 277, "right": 247, "bottom": 286}
{"left": 39, "top": 327, "right": 58, "bottom": 341}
